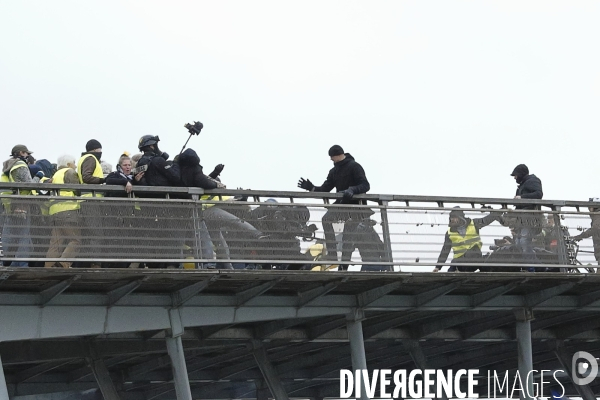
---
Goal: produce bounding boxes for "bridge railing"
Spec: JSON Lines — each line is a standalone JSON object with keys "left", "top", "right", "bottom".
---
{"left": 0, "top": 182, "right": 598, "bottom": 271}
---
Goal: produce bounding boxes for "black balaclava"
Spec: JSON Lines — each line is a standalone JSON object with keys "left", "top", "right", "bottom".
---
{"left": 449, "top": 208, "right": 467, "bottom": 228}
{"left": 511, "top": 164, "right": 529, "bottom": 184}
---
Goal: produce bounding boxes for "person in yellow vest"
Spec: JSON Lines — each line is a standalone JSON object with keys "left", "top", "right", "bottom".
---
{"left": 76, "top": 139, "right": 105, "bottom": 267}
{"left": 44, "top": 155, "right": 81, "bottom": 268}
{"left": 1, "top": 144, "right": 44, "bottom": 267}
{"left": 433, "top": 207, "right": 500, "bottom": 273}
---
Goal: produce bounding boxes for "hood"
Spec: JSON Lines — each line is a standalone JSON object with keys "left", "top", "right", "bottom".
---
{"left": 179, "top": 148, "right": 200, "bottom": 167}
{"left": 2, "top": 157, "right": 20, "bottom": 174}
{"left": 333, "top": 153, "right": 355, "bottom": 168}
{"left": 511, "top": 164, "right": 529, "bottom": 184}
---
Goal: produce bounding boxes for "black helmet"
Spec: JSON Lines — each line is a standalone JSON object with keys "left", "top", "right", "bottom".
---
{"left": 138, "top": 135, "right": 160, "bottom": 150}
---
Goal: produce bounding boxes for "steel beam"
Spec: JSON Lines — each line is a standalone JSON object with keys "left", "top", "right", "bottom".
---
{"left": 165, "top": 336, "right": 192, "bottom": 400}
{"left": 252, "top": 341, "right": 289, "bottom": 400}
{"left": 515, "top": 309, "right": 534, "bottom": 400}
{"left": 554, "top": 342, "right": 596, "bottom": 400}
{"left": 346, "top": 312, "right": 368, "bottom": 400}
{"left": 86, "top": 356, "right": 120, "bottom": 400}
{"left": 525, "top": 282, "right": 577, "bottom": 308}
{"left": 297, "top": 280, "right": 344, "bottom": 307}
{"left": 415, "top": 282, "right": 461, "bottom": 307}
{"left": 171, "top": 277, "right": 217, "bottom": 308}
{"left": 106, "top": 279, "right": 146, "bottom": 306}
{"left": 403, "top": 339, "right": 448, "bottom": 400}
{"left": 39, "top": 276, "right": 80, "bottom": 306}
{"left": 357, "top": 282, "right": 402, "bottom": 308}
{"left": 0, "top": 354, "right": 9, "bottom": 400}
{"left": 235, "top": 279, "right": 283, "bottom": 307}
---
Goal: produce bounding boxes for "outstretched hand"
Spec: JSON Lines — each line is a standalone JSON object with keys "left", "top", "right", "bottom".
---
{"left": 298, "top": 177, "right": 314, "bottom": 191}
{"left": 209, "top": 164, "right": 225, "bottom": 179}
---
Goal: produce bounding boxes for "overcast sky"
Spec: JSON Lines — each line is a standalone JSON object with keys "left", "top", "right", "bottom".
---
{"left": 1, "top": 1, "right": 598, "bottom": 201}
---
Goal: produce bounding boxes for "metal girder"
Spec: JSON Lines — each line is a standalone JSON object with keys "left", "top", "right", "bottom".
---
{"left": 362, "top": 311, "right": 432, "bottom": 339}
{"left": 85, "top": 357, "right": 120, "bottom": 400}
{"left": 470, "top": 281, "right": 521, "bottom": 307}
{"left": 251, "top": 341, "right": 289, "bottom": 400}
{"left": 308, "top": 317, "right": 346, "bottom": 339}
{"left": 254, "top": 318, "right": 307, "bottom": 339}
{"left": 70, "top": 355, "right": 139, "bottom": 383}
{"left": 39, "top": 276, "right": 80, "bottom": 306}
{"left": 297, "top": 280, "right": 345, "bottom": 307}
{"left": 171, "top": 277, "right": 218, "bottom": 308}
{"left": 165, "top": 336, "right": 192, "bottom": 400}
{"left": 415, "top": 282, "right": 461, "bottom": 307}
{"left": 553, "top": 345, "right": 597, "bottom": 400}
{"left": 525, "top": 282, "right": 576, "bottom": 308}
{"left": 106, "top": 279, "right": 146, "bottom": 307}
{"left": 414, "top": 311, "right": 488, "bottom": 338}
{"left": 461, "top": 314, "right": 514, "bottom": 339}
{"left": 356, "top": 282, "right": 402, "bottom": 308}
{"left": 15, "top": 360, "right": 73, "bottom": 383}
{"left": 402, "top": 339, "right": 449, "bottom": 400}
{"left": 552, "top": 315, "right": 600, "bottom": 339}
{"left": 515, "top": 312, "right": 534, "bottom": 400}
{"left": 11, "top": 390, "right": 103, "bottom": 400}
{"left": 577, "top": 288, "right": 600, "bottom": 308}
{"left": 235, "top": 279, "right": 283, "bottom": 307}
{"left": 0, "top": 354, "right": 8, "bottom": 400}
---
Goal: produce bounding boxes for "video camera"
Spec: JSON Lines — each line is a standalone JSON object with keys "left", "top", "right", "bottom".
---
{"left": 184, "top": 121, "right": 203, "bottom": 136}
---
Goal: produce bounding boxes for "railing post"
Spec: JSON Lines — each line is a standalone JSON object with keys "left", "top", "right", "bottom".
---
{"left": 191, "top": 194, "right": 203, "bottom": 269}
{"left": 379, "top": 200, "right": 395, "bottom": 271}
{"left": 552, "top": 207, "right": 569, "bottom": 267}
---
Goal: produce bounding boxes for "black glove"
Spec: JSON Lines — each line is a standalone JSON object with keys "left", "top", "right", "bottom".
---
{"left": 209, "top": 164, "right": 225, "bottom": 179}
{"left": 160, "top": 152, "right": 170, "bottom": 160}
{"left": 298, "top": 178, "right": 314, "bottom": 191}
{"left": 342, "top": 187, "right": 355, "bottom": 200}
{"left": 573, "top": 235, "right": 582, "bottom": 242}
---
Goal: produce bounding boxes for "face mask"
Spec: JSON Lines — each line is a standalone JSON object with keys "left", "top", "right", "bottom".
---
{"left": 94, "top": 152, "right": 102, "bottom": 161}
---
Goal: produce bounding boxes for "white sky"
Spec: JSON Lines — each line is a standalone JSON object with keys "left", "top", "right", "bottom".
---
{"left": 1, "top": 1, "right": 599, "bottom": 201}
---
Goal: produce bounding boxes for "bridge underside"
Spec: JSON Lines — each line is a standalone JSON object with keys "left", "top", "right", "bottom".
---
{"left": 1, "top": 269, "right": 600, "bottom": 399}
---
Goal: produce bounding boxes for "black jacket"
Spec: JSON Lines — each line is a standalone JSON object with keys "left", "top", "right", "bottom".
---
{"left": 105, "top": 166, "right": 139, "bottom": 197}
{"left": 136, "top": 151, "right": 181, "bottom": 187}
{"left": 515, "top": 174, "right": 543, "bottom": 210}
{"left": 178, "top": 149, "right": 217, "bottom": 190}
{"left": 512, "top": 174, "right": 543, "bottom": 231}
{"left": 314, "top": 153, "right": 370, "bottom": 204}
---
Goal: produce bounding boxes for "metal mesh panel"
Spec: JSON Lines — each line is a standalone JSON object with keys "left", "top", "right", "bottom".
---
{"left": 0, "top": 193, "right": 598, "bottom": 272}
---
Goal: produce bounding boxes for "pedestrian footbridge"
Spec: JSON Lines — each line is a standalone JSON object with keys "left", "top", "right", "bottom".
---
{"left": 0, "top": 184, "right": 599, "bottom": 399}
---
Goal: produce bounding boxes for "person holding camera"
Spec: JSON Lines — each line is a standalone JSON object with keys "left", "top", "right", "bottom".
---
{"left": 433, "top": 207, "right": 500, "bottom": 272}
{"left": 1, "top": 144, "right": 45, "bottom": 267}
{"left": 298, "top": 145, "right": 371, "bottom": 265}
{"left": 135, "top": 135, "right": 180, "bottom": 187}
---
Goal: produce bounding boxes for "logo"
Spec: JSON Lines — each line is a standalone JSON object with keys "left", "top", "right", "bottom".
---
{"left": 572, "top": 351, "right": 598, "bottom": 386}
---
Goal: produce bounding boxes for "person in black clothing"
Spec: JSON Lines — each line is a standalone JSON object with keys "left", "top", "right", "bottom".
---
{"left": 136, "top": 135, "right": 180, "bottom": 187}
{"left": 433, "top": 207, "right": 500, "bottom": 272}
{"left": 510, "top": 164, "right": 543, "bottom": 269}
{"left": 298, "top": 145, "right": 371, "bottom": 264}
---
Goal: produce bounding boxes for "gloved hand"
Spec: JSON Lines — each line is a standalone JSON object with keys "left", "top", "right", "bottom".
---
{"left": 298, "top": 178, "right": 314, "bottom": 191}
{"left": 573, "top": 235, "right": 583, "bottom": 242}
{"left": 35, "top": 171, "right": 44, "bottom": 179}
{"left": 215, "top": 181, "right": 226, "bottom": 189}
{"left": 342, "top": 187, "right": 355, "bottom": 200}
{"left": 209, "top": 164, "right": 225, "bottom": 179}
{"left": 160, "top": 152, "right": 170, "bottom": 160}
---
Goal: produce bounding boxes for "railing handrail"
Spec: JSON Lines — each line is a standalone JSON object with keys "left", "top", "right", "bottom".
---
{"left": 1, "top": 181, "right": 599, "bottom": 209}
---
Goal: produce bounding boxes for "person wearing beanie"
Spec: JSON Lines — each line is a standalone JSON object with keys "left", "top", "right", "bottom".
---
{"left": 76, "top": 139, "right": 105, "bottom": 268}
{"left": 77, "top": 139, "right": 104, "bottom": 185}
{"left": 433, "top": 207, "right": 501, "bottom": 272}
{"left": 297, "top": 145, "right": 371, "bottom": 264}
{"left": 510, "top": 163, "right": 543, "bottom": 269}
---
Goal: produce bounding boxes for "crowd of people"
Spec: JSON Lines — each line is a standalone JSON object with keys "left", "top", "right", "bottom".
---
{"left": 1, "top": 138, "right": 599, "bottom": 271}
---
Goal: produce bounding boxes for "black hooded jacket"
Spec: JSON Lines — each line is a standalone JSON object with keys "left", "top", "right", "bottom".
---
{"left": 136, "top": 151, "right": 180, "bottom": 187}
{"left": 515, "top": 174, "right": 543, "bottom": 210}
{"left": 178, "top": 149, "right": 217, "bottom": 190}
{"left": 313, "top": 153, "right": 370, "bottom": 204}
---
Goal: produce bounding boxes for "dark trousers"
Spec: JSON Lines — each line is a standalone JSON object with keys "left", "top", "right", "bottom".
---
{"left": 322, "top": 209, "right": 362, "bottom": 262}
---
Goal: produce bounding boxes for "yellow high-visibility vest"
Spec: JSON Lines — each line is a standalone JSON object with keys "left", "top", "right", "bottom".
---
{"left": 200, "top": 194, "right": 231, "bottom": 210}
{"left": 77, "top": 154, "right": 104, "bottom": 197}
{"left": 448, "top": 221, "right": 482, "bottom": 259}
{"left": 48, "top": 168, "right": 81, "bottom": 216}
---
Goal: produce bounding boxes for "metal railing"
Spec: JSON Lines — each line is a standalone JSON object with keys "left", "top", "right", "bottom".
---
{"left": 1, "top": 181, "right": 599, "bottom": 272}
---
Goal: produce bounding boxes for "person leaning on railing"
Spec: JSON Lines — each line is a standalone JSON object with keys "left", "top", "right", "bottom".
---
{"left": 1, "top": 144, "right": 44, "bottom": 267}
{"left": 44, "top": 155, "right": 81, "bottom": 268}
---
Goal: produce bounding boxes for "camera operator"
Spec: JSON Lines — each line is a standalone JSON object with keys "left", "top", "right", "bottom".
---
{"left": 298, "top": 145, "right": 371, "bottom": 266}
{"left": 572, "top": 197, "right": 600, "bottom": 268}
